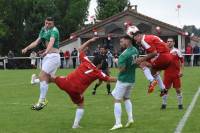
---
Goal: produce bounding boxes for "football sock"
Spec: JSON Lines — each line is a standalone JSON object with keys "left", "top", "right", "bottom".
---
{"left": 124, "top": 99, "right": 133, "bottom": 121}
{"left": 107, "top": 84, "right": 111, "bottom": 93}
{"left": 73, "top": 108, "right": 84, "bottom": 126}
{"left": 34, "top": 78, "right": 40, "bottom": 84}
{"left": 39, "top": 81, "right": 48, "bottom": 101}
{"left": 114, "top": 103, "right": 122, "bottom": 125}
{"left": 177, "top": 93, "right": 183, "bottom": 105}
{"left": 143, "top": 67, "right": 154, "bottom": 82}
{"left": 162, "top": 94, "right": 168, "bottom": 105}
{"left": 154, "top": 74, "right": 165, "bottom": 91}
{"left": 93, "top": 83, "right": 100, "bottom": 91}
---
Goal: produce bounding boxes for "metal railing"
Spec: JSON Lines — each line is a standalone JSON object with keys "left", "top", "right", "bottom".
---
{"left": 0, "top": 54, "right": 199, "bottom": 69}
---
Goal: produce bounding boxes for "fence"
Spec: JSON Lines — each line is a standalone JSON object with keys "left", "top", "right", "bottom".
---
{"left": 0, "top": 54, "right": 199, "bottom": 69}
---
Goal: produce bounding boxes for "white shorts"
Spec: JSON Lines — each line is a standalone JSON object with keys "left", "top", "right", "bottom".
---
{"left": 42, "top": 53, "right": 60, "bottom": 76}
{"left": 112, "top": 80, "right": 134, "bottom": 100}
{"left": 31, "top": 59, "right": 36, "bottom": 65}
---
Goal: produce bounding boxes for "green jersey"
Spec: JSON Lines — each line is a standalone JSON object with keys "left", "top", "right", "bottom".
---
{"left": 39, "top": 26, "right": 59, "bottom": 49}
{"left": 118, "top": 46, "right": 138, "bottom": 83}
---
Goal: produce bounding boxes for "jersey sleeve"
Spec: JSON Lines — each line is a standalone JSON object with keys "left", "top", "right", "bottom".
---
{"left": 38, "top": 27, "right": 44, "bottom": 38}
{"left": 50, "top": 29, "right": 58, "bottom": 39}
{"left": 79, "top": 51, "right": 90, "bottom": 63}
{"left": 96, "top": 70, "right": 110, "bottom": 81}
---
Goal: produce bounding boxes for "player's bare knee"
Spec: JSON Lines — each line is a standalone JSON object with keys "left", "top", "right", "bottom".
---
{"left": 77, "top": 103, "right": 84, "bottom": 108}
{"left": 176, "top": 89, "right": 181, "bottom": 94}
{"left": 123, "top": 97, "right": 130, "bottom": 101}
{"left": 114, "top": 99, "right": 121, "bottom": 103}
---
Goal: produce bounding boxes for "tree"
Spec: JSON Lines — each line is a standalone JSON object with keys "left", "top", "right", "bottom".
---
{"left": 56, "top": 0, "right": 90, "bottom": 40}
{"left": 183, "top": 25, "right": 200, "bottom": 36}
{"left": 0, "top": 0, "right": 90, "bottom": 55}
{"left": 96, "top": 0, "right": 128, "bottom": 20}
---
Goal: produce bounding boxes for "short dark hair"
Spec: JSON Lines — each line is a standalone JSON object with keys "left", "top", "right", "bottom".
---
{"left": 45, "top": 17, "right": 54, "bottom": 22}
{"left": 121, "top": 35, "right": 132, "bottom": 41}
{"left": 167, "top": 37, "right": 174, "bottom": 41}
{"left": 132, "top": 30, "right": 142, "bottom": 37}
{"left": 92, "top": 55, "right": 103, "bottom": 66}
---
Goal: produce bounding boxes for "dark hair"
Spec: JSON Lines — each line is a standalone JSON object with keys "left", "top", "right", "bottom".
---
{"left": 167, "top": 37, "right": 174, "bottom": 41}
{"left": 45, "top": 17, "right": 54, "bottom": 22}
{"left": 121, "top": 35, "right": 132, "bottom": 41}
{"left": 132, "top": 31, "right": 142, "bottom": 37}
{"left": 92, "top": 55, "right": 103, "bottom": 66}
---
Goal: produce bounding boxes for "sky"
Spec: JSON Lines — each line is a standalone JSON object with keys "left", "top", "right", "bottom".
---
{"left": 88, "top": 0, "right": 200, "bottom": 28}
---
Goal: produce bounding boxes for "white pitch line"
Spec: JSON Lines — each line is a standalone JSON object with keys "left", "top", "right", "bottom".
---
{"left": 174, "top": 87, "right": 200, "bottom": 133}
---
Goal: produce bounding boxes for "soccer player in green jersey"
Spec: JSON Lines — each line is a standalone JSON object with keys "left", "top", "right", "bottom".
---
{"left": 110, "top": 35, "right": 139, "bottom": 130}
{"left": 22, "top": 17, "right": 60, "bottom": 110}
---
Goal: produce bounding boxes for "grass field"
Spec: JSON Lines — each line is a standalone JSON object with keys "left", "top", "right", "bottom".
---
{"left": 0, "top": 67, "right": 200, "bottom": 133}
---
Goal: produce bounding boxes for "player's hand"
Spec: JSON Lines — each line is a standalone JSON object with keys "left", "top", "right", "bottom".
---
{"left": 40, "top": 51, "right": 48, "bottom": 57}
{"left": 179, "top": 72, "right": 183, "bottom": 77}
{"left": 22, "top": 48, "right": 28, "bottom": 54}
{"left": 135, "top": 57, "right": 143, "bottom": 64}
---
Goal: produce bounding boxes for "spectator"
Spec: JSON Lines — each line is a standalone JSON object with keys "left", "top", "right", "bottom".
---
{"left": 71, "top": 48, "right": 78, "bottom": 68}
{"left": 64, "top": 50, "right": 70, "bottom": 68}
{"left": 93, "top": 44, "right": 100, "bottom": 56}
{"left": 30, "top": 51, "right": 37, "bottom": 68}
{"left": 193, "top": 44, "right": 199, "bottom": 66}
{"left": 59, "top": 50, "right": 64, "bottom": 68}
{"left": 185, "top": 44, "right": 193, "bottom": 65}
{"left": 7, "top": 50, "right": 15, "bottom": 69}
{"left": 113, "top": 51, "right": 119, "bottom": 68}
{"left": 106, "top": 49, "right": 113, "bottom": 68}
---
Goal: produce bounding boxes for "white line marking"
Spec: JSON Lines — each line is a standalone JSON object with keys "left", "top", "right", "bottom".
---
{"left": 174, "top": 87, "right": 200, "bottom": 133}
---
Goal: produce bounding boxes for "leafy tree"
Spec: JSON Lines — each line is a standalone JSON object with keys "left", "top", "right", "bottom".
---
{"left": 96, "top": 0, "right": 128, "bottom": 20}
{"left": 183, "top": 25, "right": 200, "bottom": 36}
{"left": 0, "top": 0, "right": 90, "bottom": 55}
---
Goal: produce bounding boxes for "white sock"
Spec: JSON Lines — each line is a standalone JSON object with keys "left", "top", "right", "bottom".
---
{"left": 177, "top": 93, "right": 183, "bottom": 105}
{"left": 114, "top": 102, "right": 122, "bottom": 125}
{"left": 143, "top": 67, "right": 154, "bottom": 82}
{"left": 34, "top": 78, "right": 40, "bottom": 84}
{"left": 155, "top": 74, "right": 165, "bottom": 91}
{"left": 162, "top": 94, "right": 168, "bottom": 105}
{"left": 39, "top": 81, "right": 48, "bottom": 102}
{"left": 73, "top": 108, "right": 84, "bottom": 126}
{"left": 124, "top": 99, "right": 133, "bottom": 122}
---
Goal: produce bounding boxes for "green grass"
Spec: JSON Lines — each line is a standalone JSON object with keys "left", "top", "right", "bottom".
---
{"left": 0, "top": 67, "right": 199, "bottom": 133}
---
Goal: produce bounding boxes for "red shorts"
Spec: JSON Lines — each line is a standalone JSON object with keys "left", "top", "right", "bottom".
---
{"left": 55, "top": 77, "right": 84, "bottom": 104}
{"left": 163, "top": 75, "right": 181, "bottom": 89}
{"left": 149, "top": 53, "right": 172, "bottom": 71}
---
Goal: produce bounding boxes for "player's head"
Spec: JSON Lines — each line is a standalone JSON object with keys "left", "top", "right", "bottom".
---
{"left": 45, "top": 17, "right": 54, "bottom": 29}
{"left": 120, "top": 35, "right": 133, "bottom": 48}
{"left": 126, "top": 25, "right": 143, "bottom": 45}
{"left": 167, "top": 38, "right": 175, "bottom": 48}
{"left": 99, "top": 46, "right": 106, "bottom": 54}
{"left": 92, "top": 55, "right": 103, "bottom": 68}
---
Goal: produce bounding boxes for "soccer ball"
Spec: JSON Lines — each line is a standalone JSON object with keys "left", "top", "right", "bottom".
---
{"left": 126, "top": 25, "right": 139, "bottom": 38}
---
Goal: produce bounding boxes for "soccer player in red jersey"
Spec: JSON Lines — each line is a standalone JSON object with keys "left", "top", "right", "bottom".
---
{"left": 127, "top": 25, "right": 171, "bottom": 95}
{"left": 49, "top": 37, "right": 117, "bottom": 128}
{"left": 161, "top": 38, "right": 184, "bottom": 110}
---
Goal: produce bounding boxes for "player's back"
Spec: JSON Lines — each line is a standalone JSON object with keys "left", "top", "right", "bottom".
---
{"left": 142, "top": 35, "right": 169, "bottom": 54}
{"left": 65, "top": 52, "right": 109, "bottom": 93}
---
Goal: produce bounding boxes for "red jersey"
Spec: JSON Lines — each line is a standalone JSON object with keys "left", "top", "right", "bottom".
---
{"left": 64, "top": 51, "right": 109, "bottom": 94}
{"left": 164, "top": 48, "right": 183, "bottom": 76}
{"left": 141, "top": 35, "right": 170, "bottom": 54}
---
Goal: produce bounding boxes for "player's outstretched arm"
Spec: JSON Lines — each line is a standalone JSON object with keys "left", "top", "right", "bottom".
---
{"left": 78, "top": 37, "right": 99, "bottom": 52}
{"left": 136, "top": 51, "right": 157, "bottom": 64}
{"left": 22, "top": 38, "right": 41, "bottom": 54}
{"left": 108, "top": 77, "right": 117, "bottom": 82}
